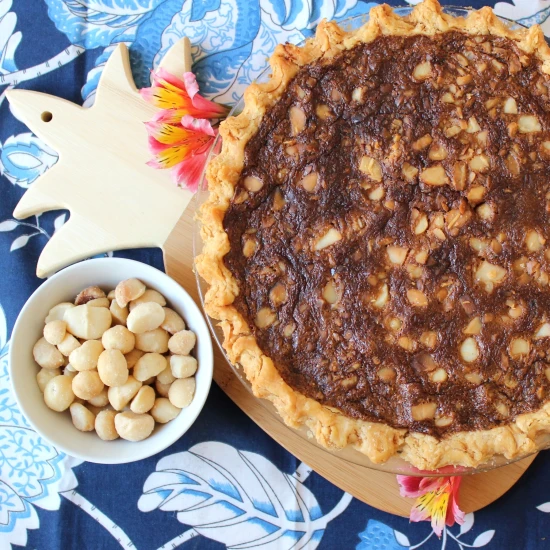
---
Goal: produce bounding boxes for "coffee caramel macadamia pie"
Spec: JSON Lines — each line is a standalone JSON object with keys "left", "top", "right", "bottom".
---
{"left": 196, "top": 0, "right": 550, "bottom": 469}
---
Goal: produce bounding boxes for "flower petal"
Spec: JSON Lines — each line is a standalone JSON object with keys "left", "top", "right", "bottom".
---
{"left": 146, "top": 121, "right": 196, "bottom": 145}
{"left": 172, "top": 151, "right": 209, "bottom": 192}
{"left": 180, "top": 115, "right": 216, "bottom": 137}
{"left": 397, "top": 475, "right": 423, "bottom": 498}
{"left": 183, "top": 72, "right": 229, "bottom": 118}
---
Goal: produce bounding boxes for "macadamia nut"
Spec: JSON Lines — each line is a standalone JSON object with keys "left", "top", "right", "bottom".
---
{"left": 133, "top": 353, "right": 167, "bottom": 381}
{"left": 115, "top": 411, "right": 155, "bottom": 441}
{"left": 161, "top": 308, "right": 185, "bottom": 334}
{"left": 69, "top": 340, "right": 104, "bottom": 371}
{"left": 127, "top": 302, "right": 165, "bottom": 334}
{"left": 102, "top": 325, "right": 135, "bottom": 354}
{"left": 45, "top": 302, "right": 74, "bottom": 324}
{"left": 151, "top": 397, "right": 181, "bottom": 423}
{"left": 64, "top": 305, "right": 112, "bottom": 340}
{"left": 124, "top": 348, "right": 144, "bottom": 368}
{"left": 72, "top": 370, "right": 104, "bottom": 400}
{"left": 169, "top": 378, "right": 195, "bottom": 408}
{"left": 95, "top": 410, "right": 119, "bottom": 441}
{"left": 155, "top": 380, "right": 171, "bottom": 397}
{"left": 33, "top": 337, "right": 65, "bottom": 369}
{"left": 70, "top": 402, "right": 95, "bottom": 431}
{"left": 128, "top": 289, "right": 166, "bottom": 310}
{"left": 97, "top": 349, "right": 128, "bottom": 387}
{"left": 36, "top": 368, "right": 61, "bottom": 392}
{"left": 44, "top": 375, "right": 75, "bottom": 411}
{"left": 135, "top": 328, "right": 169, "bottom": 353}
{"left": 75, "top": 286, "right": 106, "bottom": 305}
{"left": 157, "top": 365, "right": 176, "bottom": 385}
{"left": 130, "top": 386, "right": 156, "bottom": 414}
{"left": 110, "top": 300, "right": 129, "bottom": 326}
{"left": 43, "top": 320, "right": 67, "bottom": 346}
{"left": 108, "top": 376, "right": 142, "bottom": 410}
{"left": 87, "top": 387, "right": 109, "bottom": 407}
{"left": 115, "top": 278, "right": 146, "bottom": 308}
{"left": 168, "top": 330, "right": 196, "bottom": 355}
{"left": 170, "top": 355, "right": 198, "bottom": 378}
{"left": 57, "top": 333, "right": 81, "bottom": 357}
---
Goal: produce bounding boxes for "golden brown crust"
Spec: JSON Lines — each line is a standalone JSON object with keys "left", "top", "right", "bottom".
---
{"left": 195, "top": 0, "right": 550, "bottom": 469}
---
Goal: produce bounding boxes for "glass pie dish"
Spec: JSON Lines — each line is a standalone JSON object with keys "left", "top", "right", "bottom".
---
{"left": 193, "top": 7, "right": 550, "bottom": 476}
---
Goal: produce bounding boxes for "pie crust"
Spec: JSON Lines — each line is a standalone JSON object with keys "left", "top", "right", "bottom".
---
{"left": 196, "top": 0, "right": 550, "bottom": 469}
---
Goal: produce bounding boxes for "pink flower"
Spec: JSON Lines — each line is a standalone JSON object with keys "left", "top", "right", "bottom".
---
{"left": 141, "top": 69, "right": 228, "bottom": 191}
{"left": 397, "top": 473, "right": 465, "bottom": 537}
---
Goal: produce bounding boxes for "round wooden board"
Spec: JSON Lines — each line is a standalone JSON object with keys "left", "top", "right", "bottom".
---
{"left": 163, "top": 205, "right": 537, "bottom": 517}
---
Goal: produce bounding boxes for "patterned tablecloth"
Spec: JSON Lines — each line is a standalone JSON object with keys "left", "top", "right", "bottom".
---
{"left": 1, "top": 0, "right": 550, "bottom": 548}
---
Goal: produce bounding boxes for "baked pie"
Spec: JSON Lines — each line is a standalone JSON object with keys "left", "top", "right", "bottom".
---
{"left": 196, "top": 0, "right": 550, "bottom": 469}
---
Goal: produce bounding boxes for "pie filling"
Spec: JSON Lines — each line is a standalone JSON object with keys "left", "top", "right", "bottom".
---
{"left": 222, "top": 31, "right": 550, "bottom": 437}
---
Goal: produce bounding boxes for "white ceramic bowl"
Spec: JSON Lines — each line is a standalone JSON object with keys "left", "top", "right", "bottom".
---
{"left": 9, "top": 258, "right": 213, "bottom": 464}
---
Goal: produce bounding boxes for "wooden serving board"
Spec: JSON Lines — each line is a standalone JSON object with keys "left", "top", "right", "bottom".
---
{"left": 8, "top": 37, "right": 537, "bottom": 517}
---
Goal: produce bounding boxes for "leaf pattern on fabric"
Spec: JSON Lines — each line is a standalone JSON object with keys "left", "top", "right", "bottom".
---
{"left": 139, "top": 441, "right": 352, "bottom": 549}
{"left": 0, "top": 0, "right": 21, "bottom": 74}
{"left": 0, "top": 133, "right": 58, "bottom": 188}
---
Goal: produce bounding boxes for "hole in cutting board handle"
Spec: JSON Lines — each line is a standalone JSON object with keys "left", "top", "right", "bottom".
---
{"left": 41, "top": 112, "right": 53, "bottom": 122}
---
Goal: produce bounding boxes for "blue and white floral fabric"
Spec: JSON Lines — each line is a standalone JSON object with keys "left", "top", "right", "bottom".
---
{"left": 1, "top": 0, "right": 550, "bottom": 548}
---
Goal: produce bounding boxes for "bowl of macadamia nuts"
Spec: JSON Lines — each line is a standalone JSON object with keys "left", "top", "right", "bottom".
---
{"left": 9, "top": 258, "right": 213, "bottom": 464}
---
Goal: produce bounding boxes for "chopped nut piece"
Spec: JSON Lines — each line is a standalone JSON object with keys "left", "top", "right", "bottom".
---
{"left": 476, "top": 202, "right": 495, "bottom": 221}
{"left": 289, "top": 105, "right": 306, "bottom": 135}
{"left": 435, "top": 415, "right": 453, "bottom": 427}
{"left": 243, "top": 238, "right": 257, "bottom": 258}
{"left": 465, "top": 371, "right": 482, "bottom": 384}
{"left": 255, "top": 307, "right": 276, "bottom": 329}
{"left": 464, "top": 317, "right": 482, "bottom": 335}
{"left": 505, "top": 153, "right": 521, "bottom": 176}
{"left": 415, "top": 251, "right": 428, "bottom": 264}
{"left": 283, "top": 323, "right": 295, "bottom": 337}
{"left": 420, "top": 165, "right": 448, "bottom": 186}
{"left": 420, "top": 331, "right": 437, "bottom": 349}
{"left": 387, "top": 246, "right": 409, "bottom": 265}
{"left": 441, "top": 92, "right": 455, "bottom": 104}
{"left": 372, "top": 283, "right": 389, "bottom": 308}
{"left": 315, "top": 228, "right": 342, "bottom": 251}
{"left": 535, "top": 322, "right": 550, "bottom": 339}
{"left": 402, "top": 163, "right": 418, "bottom": 181}
{"left": 526, "top": 230, "right": 545, "bottom": 252}
{"left": 368, "top": 186, "right": 385, "bottom": 201}
{"left": 322, "top": 280, "right": 339, "bottom": 304}
{"left": 359, "top": 156, "right": 382, "bottom": 182}
{"left": 244, "top": 176, "right": 263, "bottom": 192}
{"left": 413, "top": 352, "right": 437, "bottom": 372}
{"left": 407, "top": 264, "right": 423, "bottom": 278}
{"left": 411, "top": 402, "right": 437, "bottom": 421}
{"left": 452, "top": 162, "right": 467, "bottom": 190}
{"left": 377, "top": 366, "right": 396, "bottom": 382}
{"left": 398, "top": 336, "right": 416, "bottom": 351}
{"left": 503, "top": 97, "right": 518, "bottom": 114}
{"left": 413, "top": 213, "right": 428, "bottom": 235}
{"left": 352, "top": 87, "right": 365, "bottom": 102}
{"left": 341, "top": 375, "right": 358, "bottom": 389}
{"left": 460, "top": 337, "right": 479, "bottom": 362}
{"left": 496, "top": 402, "right": 510, "bottom": 417}
{"left": 509, "top": 337, "right": 530, "bottom": 358}
{"left": 518, "top": 115, "right": 541, "bottom": 133}
{"left": 476, "top": 261, "right": 507, "bottom": 289}
{"left": 466, "top": 117, "right": 481, "bottom": 133}
{"left": 299, "top": 172, "right": 318, "bottom": 193}
{"left": 445, "top": 208, "right": 471, "bottom": 231}
{"left": 407, "top": 288, "right": 428, "bottom": 307}
{"left": 270, "top": 283, "right": 287, "bottom": 307}
{"left": 428, "top": 143, "right": 447, "bottom": 161}
{"left": 433, "top": 228, "right": 446, "bottom": 241}
{"left": 457, "top": 74, "right": 472, "bottom": 86}
{"left": 413, "top": 61, "right": 432, "bottom": 81}
{"left": 445, "top": 125, "right": 462, "bottom": 138}
{"left": 388, "top": 317, "right": 402, "bottom": 331}
{"left": 316, "top": 104, "right": 331, "bottom": 120}
{"left": 413, "top": 134, "right": 433, "bottom": 151}
{"left": 469, "top": 155, "right": 490, "bottom": 172}
{"left": 272, "top": 189, "right": 286, "bottom": 211}
{"left": 430, "top": 368, "right": 448, "bottom": 383}
{"left": 467, "top": 185, "right": 486, "bottom": 204}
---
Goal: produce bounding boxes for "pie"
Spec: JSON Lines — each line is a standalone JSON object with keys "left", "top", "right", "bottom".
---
{"left": 196, "top": 0, "right": 550, "bottom": 469}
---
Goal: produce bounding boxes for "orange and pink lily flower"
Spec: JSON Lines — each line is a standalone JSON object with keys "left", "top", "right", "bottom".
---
{"left": 397, "top": 473, "right": 465, "bottom": 537}
{"left": 141, "top": 68, "right": 229, "bottom": 191}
